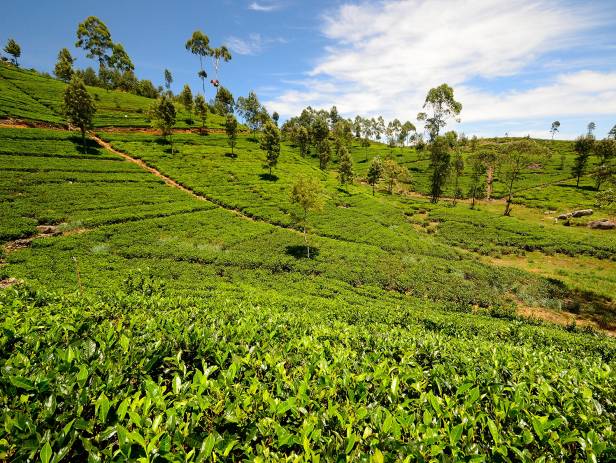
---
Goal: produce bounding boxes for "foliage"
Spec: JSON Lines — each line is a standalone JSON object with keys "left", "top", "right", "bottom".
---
{"left": 498, "top": 139, "right": 549, "bottom": 216}
{"left": 338, "top": 145, "right": 354, "bottom": 186}
{"left": 367, "top": 156, "right": 383, "bottom": 195}
{"left": 185, "top": 30, "right": 211, "bottom": 94}
{"left": 592, "top": 139, "right": 616, "bottom": 191}
{"left": 290, "top": 176, "right": 324, "bottom": 257}
{"left": 260, "top": 121, "right": 280, "bottom": 175}
{"left": 179, "top": 84, "right": 193, "bottom": 114}
{"left": 75, "top": 16, "right": 113, "bottom": 70}
{"left": 0, "top": 286, "right": 615, "bottom": 461}
{"left": 224, "top": 114, "right": 238, "bottom": 156}
{"left": 382, "top": 158, "right": 408, "bottom": 194}
{"left": 214, "top": 86, "right": 234, "bottom": 115}
{"left": 4, "top": 38, "right": 21, "bottom": 66}
{"left": 236, "top": 91, "right": 263, "bottom": 138}
{"left": 63, "top": 76, "right": 96, "bottom": 152}
{"left": 572, "top": 135, "right": 595, "bottom": 187}
{"left": 164, "top": 69, "right": 173, "bottom": 93}
{"left": 149, "top": 95, "right": 176, "bottom": 153}
{"left": 417, "top": 84, "right": 462, "bottom": 141}
{"left": 429, "top": 136, "right": 451, "bottom": 203}
{"left": 193, "top": 94, "right": 208, "bottom": 132}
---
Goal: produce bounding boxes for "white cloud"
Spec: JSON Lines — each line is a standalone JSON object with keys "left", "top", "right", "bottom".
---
{"left": 264, "top": 0, "right": 614, "bottom": 133}
{"left": 248, "top": 1, "right": 281, "bottom": 12}
{"left": 226, "top": 33, "right": 286, "bottom": 55}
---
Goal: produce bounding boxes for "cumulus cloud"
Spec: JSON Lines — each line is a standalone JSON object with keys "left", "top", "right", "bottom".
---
{"left": 265, "top": 0, "right": 614, "bottom": 131}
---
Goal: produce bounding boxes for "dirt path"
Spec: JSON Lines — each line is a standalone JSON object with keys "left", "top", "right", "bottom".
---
{"left": 91, "top": 135, "right": 206, "bottom": 198}
{"left": 0, "top": 118, "right": 243, "bottom": 135}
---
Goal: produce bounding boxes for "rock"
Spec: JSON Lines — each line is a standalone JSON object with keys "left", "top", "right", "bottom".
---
{"left": 36, "top": 225, "right": 62, "bottom": 236}
{"left": 571, "top": 209, "right": 593, "bottom": 218}
{"left": 588, "top": 219, "right": 616, "bottom": 230}
{"left": 557, "top": 213, "right": 572, "bottom": 220}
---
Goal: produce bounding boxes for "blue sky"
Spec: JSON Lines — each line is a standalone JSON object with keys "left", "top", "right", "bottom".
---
{"left": 2, "top": 0, "right": 616, "bottom": 139}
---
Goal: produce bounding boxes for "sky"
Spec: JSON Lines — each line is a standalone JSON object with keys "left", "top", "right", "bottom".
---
{"left": 2, "top": 0, "right": 616, "bottom": 139}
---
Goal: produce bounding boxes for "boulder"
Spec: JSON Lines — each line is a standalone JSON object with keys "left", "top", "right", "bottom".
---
{"left": 557, "top": 213, "right": 572, "bottom": 220}
{"left": 571, "top": 209, "right": 593, "bottom": 218}
{"left": 588, "top": 219, "right": 616, "bottom": 230}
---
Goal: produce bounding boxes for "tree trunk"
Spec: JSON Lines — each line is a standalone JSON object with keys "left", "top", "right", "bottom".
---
{"left": 504, "top": 178, "right": 515, "bottom": 216}
{"left": 81, "top": 127, "right": 86, "bottom": 153}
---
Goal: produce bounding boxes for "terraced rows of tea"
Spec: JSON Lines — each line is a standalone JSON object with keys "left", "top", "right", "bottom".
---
{"left": 1, "top": 63, "right": 615, "bottom": 461}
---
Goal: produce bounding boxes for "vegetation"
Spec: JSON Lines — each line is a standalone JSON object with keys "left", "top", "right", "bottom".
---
{"left": 224, "top": 114, "right": 238, "bottom": 156}
{"left": 1, "top": 37, "right": 616, "bottom": 461}
{"left": 3, "top": 38, "right": 21, "bottom": 66}
{"left": 62, "top": 76, "right": 96, "bottom": 152}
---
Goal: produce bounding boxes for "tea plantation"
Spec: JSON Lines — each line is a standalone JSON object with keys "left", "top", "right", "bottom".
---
{"left": 1, "top": 63, "right": 615, "bottom": 461}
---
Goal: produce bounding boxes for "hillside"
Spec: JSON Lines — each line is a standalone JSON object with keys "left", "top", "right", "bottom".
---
{"left": 1, "top": 63, "right": 616, "bottom": 461}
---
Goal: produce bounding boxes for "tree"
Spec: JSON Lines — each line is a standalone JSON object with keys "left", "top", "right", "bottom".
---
{"left": 4, "top": 38, "right": 21, "bottom": 66}
{"left": 107, "top": 43, "right": 134, "bottom": 73}
{"left": 164, "top": 69, "right": 173, "bottom": 93}
{"left": 296, "top": 125, "right": 310, "bottom": 157}
{"left": 499, "top": 139, "right": 548, "bottom": 216}
{"left": 63, "top": 76, "right": 96, "bottom": 152}
{"left": 417, "top": 83, "right": 462, "bottom": 141}
{"left": 75, "top": 17, "right": 113, "bottom": 72}
{"left": 329, "top": 106, "right": 340, "bottom": 128}
{"left": 180, "top": 84, "right": 193, "bottom": 114}
{"left": 367, "top": 156, "right": 383, "bottom": 195}
{"left": 211, "top": 45, "right": 231, "bottom": 81}
{"left": 54, "top": 48, "right": 75, "bottom": 82}
{"left": 467, "top": 152, "right": 486, "bottom": 209}
{"left": 353, "top": 116, "right": 363, "bottom": 138}
{"left": 214, "top": 86, "right": 234, "bottom": 115}
{"left": 609, "top": 124, "right": 616, "bottom": 140}
{"left": 272, "top": 112, "right": 280, "bottom": 126}
{"left": 185, "top": 30, "right": 211, "bottom": 94}
{"left": 317, "top": 138, "right": 331, "bottom": 170}
{"left": 338, "top": 145, "right": 354, "bottom": 186}
{"left": 361, "top": 118, "right": 373, "bottom": 160}
{"left": 572, "top": 135, "right": 595, "bottom": 187}
{"left": 260, "top": 121, "right": 280, "bottom": 176}
{"left": 332, "top": 119, "right": 353, "bottom": 158}
{"left": 150, "top": 95, "right": 177, "bottom": 154}
{"left": 400, "top": 121, "right": 416, "bottom": 149}
{"left": 78, "top": 67, "right": 99, "bottom": 86}
{"left": 592, "top": 139, "right": 616, "bottom": 191}
{"left": 382, "top": 158, "right": 408, "bottom": 194}
{"left": 312, "top": 116, "right": 329, "bottom": 148}
{"left": 429, "top": 136, "right": 451, "bottom": 203}
{"left": 451, "top": 151, "right": 465, "bottom": 205}
{"left": 225, "top": 114, "right": 238, "bottom": 156}
{"left": 550, "top": 121, "right": 560, "bottom": 140}
{"left": 587, "top": 121, "right": 596, "bottom": 136}
{"left": 290, "top": 176, "right": 324, "bottom": 258}
{"left": 236, "top": 91, "right": 263, "bottom": 139}
{"left": 194, "top": 94, "right": 208, "bottom": 133}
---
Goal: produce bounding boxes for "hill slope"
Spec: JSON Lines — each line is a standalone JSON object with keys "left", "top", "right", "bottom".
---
{"left": 1, "top": 63, "right": 615, "bottom": 461}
